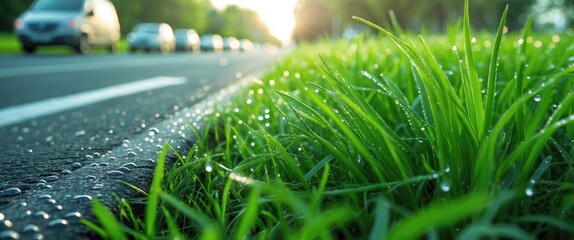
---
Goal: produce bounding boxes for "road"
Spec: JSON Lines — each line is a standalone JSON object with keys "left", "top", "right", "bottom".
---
{"left": 0, "top": 50, "right": 283, "bottom": 238}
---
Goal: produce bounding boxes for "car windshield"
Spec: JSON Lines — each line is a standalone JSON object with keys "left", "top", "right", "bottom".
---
{"left": 30, "top": 0, "right": 85, "bottom": 12}
{"left": 135, "top": 24, "right": 159, "bottom": 33}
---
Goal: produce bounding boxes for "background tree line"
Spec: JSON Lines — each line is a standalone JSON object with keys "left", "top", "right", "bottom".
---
{"left": 0, "top": 0, "right": 279, "bottom": 44}
{"left": 293, "top": 0, "right": 574, "bottom": 41}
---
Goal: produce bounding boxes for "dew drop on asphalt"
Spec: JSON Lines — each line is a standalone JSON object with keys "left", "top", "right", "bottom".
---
{"left": 0, "top": 188, "right": 22, "bottom": 197}
{"left": 0, "top": 230, "right": 19, "bottom": 240}
{"left": 122, "top": 163, "right": 137, "bottom": 168}
{"left": 148, "top": 127, "right": 160, "bottom": 137}
{"left": 47, "top": 219, "right": 69, "bottom": 229}
{"left": 22, "top": 224, "right": 39, "bottom": 233}
{"left": 33, "top": 211, "right": 49, "bottom": 220}
{"left": 119, "top": 167, "right": 131, "bottom": 172}
{"left": 73, "top": 195, "right": 92, "bottom": 202}
{"left": 0, "top": 219, "right": 12, "bottom": 229}
{"left": 71, "top": 162, "right": 82, "bottom": 169}
{"left": 85, "top": 175, "right": 96, "bottom": 180}
{"left": 106, "top": 170, "right": 124, "bottom": 177}
{"left": 534, "top": 95, "right": 541, "bottom": 102}
{"left": 0, "top": 213, "right": 3, "bottom": 221}
{"left": 38, "top": 194, "right": 52, "bottom": 199}
{"left": 92, "top": 184, "right": 104, "bottom": 190}
{"left": 61, "top": 170, "right": 72, "bottom": 175}
{"left": 45, "top": 176, "right": 59, "bottom": 182}
{"left": 127, "top": 151, "right": 137, "bottom": 157}
{"left": 99, "top": 162, "right": 109, "bottom": 166}
{"left": 63, "top": 212, "right": 82, "bottom": 220}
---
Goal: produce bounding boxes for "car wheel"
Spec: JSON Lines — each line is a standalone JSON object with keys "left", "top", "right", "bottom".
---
{"left": 74, "top": 35, "right": 90, "bottom": 54}
{"left": 22, "top": 44, "right": 37, "bottom": 54}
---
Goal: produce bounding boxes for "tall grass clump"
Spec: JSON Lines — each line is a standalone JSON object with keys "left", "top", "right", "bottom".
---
{"left": 88, "top": 1, "right": 574, "bottom": 239}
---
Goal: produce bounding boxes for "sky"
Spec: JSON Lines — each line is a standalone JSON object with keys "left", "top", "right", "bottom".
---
{"left": 210, "top": 0, "right": 298, "bottom": 42}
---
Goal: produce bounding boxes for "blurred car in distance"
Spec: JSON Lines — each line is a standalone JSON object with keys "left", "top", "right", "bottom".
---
{"left": 14, "top": 0, "right": 121, "bottom": 54}
{"left": 127, "top": 23, "right": 175, "bottom": 53}
{"left": 239, "top": 39, "right": 253, "bottom": 52}
{"left": 174, "top": 28, "right": 200, "bottom": 52}
{"left": 200, "top": 34, "right": 223, "bottom": 52}
{"left": 223, "top": 37, "right": 240, "bottom": 52}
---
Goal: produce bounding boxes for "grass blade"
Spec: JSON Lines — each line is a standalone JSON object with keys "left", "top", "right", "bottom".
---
{"left": 386, "top": 193, "right": 491, "bottom": 240}
{"left": 145, "top": 143, "right": 169, "bottom": 236}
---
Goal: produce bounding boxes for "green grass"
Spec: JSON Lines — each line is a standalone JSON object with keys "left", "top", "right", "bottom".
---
{"left": 87, "top": 2, "right": 574, "bottom": 239}
{"left": 0, "top": 32, "right": 129, "bottom": 55}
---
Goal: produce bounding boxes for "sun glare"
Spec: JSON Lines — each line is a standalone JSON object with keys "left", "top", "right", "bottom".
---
{"left": 211, "top": 0, "right": 297, "bottom": 44}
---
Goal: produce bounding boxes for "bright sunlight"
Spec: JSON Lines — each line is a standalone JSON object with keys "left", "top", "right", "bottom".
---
{"left": 211, "top": 0, "right": 297, "bottom": 43}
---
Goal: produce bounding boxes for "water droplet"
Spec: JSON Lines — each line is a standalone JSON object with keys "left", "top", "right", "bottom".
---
{"left": 445, "top": 165, "right": 451, "bottom": 173}
{"left": 205, "top": 164, "right": 213, "bottom": 173}
{"left": 0, "top": 213, "right": 3, "bottom": 221}
{"left": 148, "top": 127, "right": 160, "bottom": 136}
{"left": 127, "top": 151, "right": 137, "bottom": 157}
{"left": 45, "top": 175, "right": 59, "bottom": 182}
{"left": 92, "top": 183, "right": 104, "bottom": 190}
{"left": 47, "top": 219, "right": 69, "bottom": 229}
{"left": 85, "top": 175, "right": 96, "bottom": 180}
{"left": 525, "top": 188, "right": 534, "bottom": 196}
{"left": 61, "top": 169, "right": 72, "bottom": 175}
{"left": 0, "top": 219, "right": 13, "bottom": 229}
{"left": 122, "top": 163, "right": 137, "bottom": 168}
{"left": 0, "top": 188, "right": 21, "bottom": 197}
{"left": 73, "top": 195, "right": 92, "bottom": 202}
{"left": 119, "top": 167, "right": 131, "bottom": 172}
{"left": 38, "top": 194, "right": 52, "bottom": 199}
{"left": 22, "top": 224, "right": 39, "bottom": 233}
{"left": 534, "top": 95, "right": 541, "bottom": 102}
{"left": 34, "top": 211, "right": 49, "bottom": 220}
{"left": 106, "top": 170, "right": 123, "bottom": 177}
{"left": 440, "top": 182, "right": 450, "bottom": 192}
{"left": 63, "top": 212, "right": 82, "bottom": 220}
{"left": 0, "top": 230, "right": 19, "bottom": 240}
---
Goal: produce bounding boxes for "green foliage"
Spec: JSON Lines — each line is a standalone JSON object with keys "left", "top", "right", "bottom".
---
{"left": 89, "top": 2, "right": 574, "bottom": 239}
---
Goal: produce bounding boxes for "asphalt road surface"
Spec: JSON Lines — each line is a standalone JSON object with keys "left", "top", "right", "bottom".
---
{"left": 0, "top": 50, "right": 283, "bottom": 239}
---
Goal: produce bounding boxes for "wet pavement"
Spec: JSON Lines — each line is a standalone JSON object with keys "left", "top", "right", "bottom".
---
{"left": 0, "top": 74, "right": 252, "bottom": 239}
{"left": 0, "top": 51, "right": 281, "bottom": 239}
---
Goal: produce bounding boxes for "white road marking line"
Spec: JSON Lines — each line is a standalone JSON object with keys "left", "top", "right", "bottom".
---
{"left": 0, "top": 76, "right": 187, "bottom": 128}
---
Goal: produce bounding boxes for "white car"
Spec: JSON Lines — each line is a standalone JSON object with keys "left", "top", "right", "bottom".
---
{"left": 14, "top": 0, "right": 121, "bottom": 54}
{"left": 127, "top": 23, "right": 175, "bottom": 53}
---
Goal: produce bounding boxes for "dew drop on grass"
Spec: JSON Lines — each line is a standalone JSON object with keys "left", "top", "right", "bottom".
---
{"left": 440, "top": 182, "right": 450, "bottom": 192}
{"left": 525, "top": 188, "right": 534, "bottom": 197}
{"left": 205, "top": 164, "right": 213, "bottom": 173}
{"left": 534, "top": 95, "right": 541, "bottom": 102}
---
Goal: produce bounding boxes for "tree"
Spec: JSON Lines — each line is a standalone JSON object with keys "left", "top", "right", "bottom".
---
{"left": 0, "top": 0, "right": 34, "bottom": 31}
{"left": 292, "top": 0, "right": 546, "bottom": 42}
